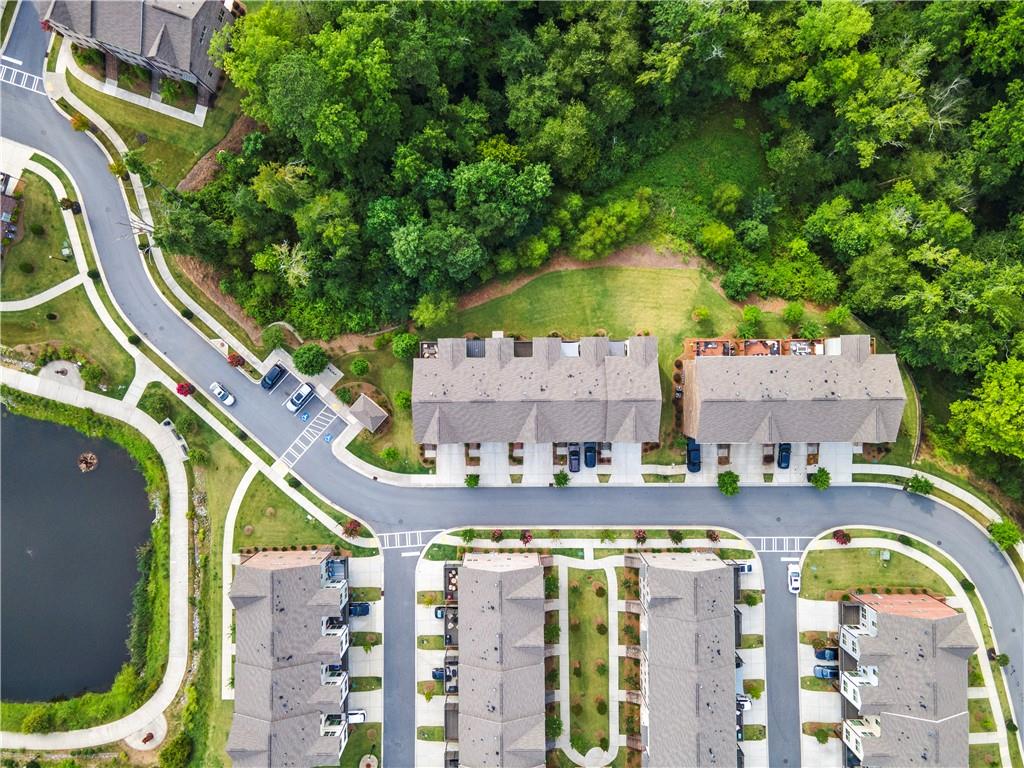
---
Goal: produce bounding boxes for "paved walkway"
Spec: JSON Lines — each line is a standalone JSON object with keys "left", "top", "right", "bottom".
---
{"left": 802, "top": 535, "right": 1015, "bottom": 768}
{"left": 0, "top": 273, "right": 83, "bottom": 310}
{"left": 0, "top": 368, "right": 189, "bottom": 750}
{"left": 221, "top": 463, "right": 260, "bottom": 699}
{"left": 62, "top": 38, "right": 207, "bottom": 126}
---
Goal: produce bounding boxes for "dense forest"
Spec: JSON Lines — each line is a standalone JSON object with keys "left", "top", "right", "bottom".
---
{"left": 149, "top": 1, "right": 1024, "bottom": 497}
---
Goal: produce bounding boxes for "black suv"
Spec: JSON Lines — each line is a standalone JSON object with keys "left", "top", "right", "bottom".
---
{"left": 567, "top": 442, "right": 581, "bottom": 472}
{"left": 260, "top": 363, "right": 287, "bottom": 390}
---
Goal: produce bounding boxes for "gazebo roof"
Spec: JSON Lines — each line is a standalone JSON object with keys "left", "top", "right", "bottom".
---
{"left": 350, "top": 393, "right": 388, "bottom": 433}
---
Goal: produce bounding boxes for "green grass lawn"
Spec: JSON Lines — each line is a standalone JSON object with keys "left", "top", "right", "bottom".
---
{"left": 742, "top": 724, "right": 767, "bottom": 741}
{"left": 339, "top": 722, "right": 382, "bottom": 768}
{"left": 351, "top": 676, "right": 382, "bottom": 692}
{"left": 417, "top": 635, "right": 445, "bottom": 651}
{"left": 969, "top": 698, "right": 997, "bottom": 733}
{"left": 1, "top": 171, "right": 78, "bottom": 300}
{"left": 417, "top": 725, "right": 444, "bottom": 741}
{"left": 1, "top": 1, "right": 17, "bottom": 43}
{"left": 351, "top": 586, "right": 382, "bottom": 602}
{"left": 65, "top": 71, "right": 241, "bottom": 188}
{"left": 234, "top": 472, "right": 345, "bottom": 550}
{"left": 968, "top": 654, "right": 985, "bottom": 687}
{"left": 800, "top": 548, "right": 951, "bottom": 600}
{"left": 739, "top": 634, "right": 764, "bottom": 649}
{"left": 970, "top": 742, "right": 1002, "bottom": 768}
{"left": 744, "top": 679, "right": 765, "bottom": 700}
{"left": 567, "top": 568, "right": 610, "bottom": 754}
{"left": 0, "top": 285, "right": 135, "bottom": 397}
{"left": 800, "top": 675, "right": 835, "bottom": 692}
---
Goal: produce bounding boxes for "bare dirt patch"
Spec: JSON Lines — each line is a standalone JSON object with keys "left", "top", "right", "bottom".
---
{"left": 176, "top": 114, "right": 259, "bottom": 193}
{"left": 173, "top": 254, "right": 263, "bottom": 344}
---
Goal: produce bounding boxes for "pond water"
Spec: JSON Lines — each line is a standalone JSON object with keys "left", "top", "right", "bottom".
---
{"left": 1, "top": 407, "right": 153, "bottom": 702}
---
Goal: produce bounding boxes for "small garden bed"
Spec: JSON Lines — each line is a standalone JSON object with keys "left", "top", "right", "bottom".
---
{"left": 567, "top": 568, "right": 611, "bottom": 754}
{"left": 968, "top": 698, "right": 997, "bottom": 733}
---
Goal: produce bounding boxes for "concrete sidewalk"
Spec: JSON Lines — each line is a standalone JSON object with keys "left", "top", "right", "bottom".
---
{"left": 0, "top": 273, "right": 82, "bottom": 310}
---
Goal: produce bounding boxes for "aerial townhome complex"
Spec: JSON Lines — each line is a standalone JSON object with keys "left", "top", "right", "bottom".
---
{"left": 634, "top": 552, "right": 746, "bottom": 767}
{"left": 683, "top": 334, "right": 905, "bottom": 482}
{"left": 838, "top": 593, "right": 977, "bottom": 767}
{"left": 226, "top": 550, "right": 353, "bottom": 768}
{"left": 412, "top": 333, "right": 661, "bottom": 484}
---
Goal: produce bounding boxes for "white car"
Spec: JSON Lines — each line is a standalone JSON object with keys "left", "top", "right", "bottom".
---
{"left": 347, "top": 709, "right": 367, "bottom": 724}
{"left": 787, "top": 563, "right": 802, "bottom": 594}
{"left": 209, "top": 381, "right": 235, "bottom": 406}
{"left": 286, "top": 382, "right": 315, "bottom": 413}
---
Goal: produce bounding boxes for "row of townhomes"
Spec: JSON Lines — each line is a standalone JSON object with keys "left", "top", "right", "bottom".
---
{"left": 437, "top": 552, "right": 748, "bottom": 768}
{"left": 411, "top": 332, "right": 905, "bottom": 484}
{"left": 42, "top": 0, "right": 242, "bottom": 102}
{"left": 226, "top": 550, "right": 352, "bottom": 768}
{"left": 838, "top": 593, "right": 976, "bottom": 767}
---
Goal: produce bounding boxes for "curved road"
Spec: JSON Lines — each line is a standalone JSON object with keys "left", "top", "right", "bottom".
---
{"left": 3, "top": 10, "right": 1021, "bottom": 767}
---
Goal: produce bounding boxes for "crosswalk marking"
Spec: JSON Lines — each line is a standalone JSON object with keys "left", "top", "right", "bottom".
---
{"left": 378, "top": 529, "right": 444, "bottom": 550}
{"left": 0, "top": 65, "right": 45, "bottom": 94}
{"left": 281, "top": 407, "right": 337, "bottom": 467}
{"left": 747, "top": 536, "right": 813, "bottom": 553}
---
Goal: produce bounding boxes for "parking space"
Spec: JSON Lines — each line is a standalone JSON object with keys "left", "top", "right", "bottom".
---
{"left": 521, "top": 442, "right": 553, "bottom": 485}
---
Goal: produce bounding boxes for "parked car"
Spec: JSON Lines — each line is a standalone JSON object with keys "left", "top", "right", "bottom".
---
{"left": 260, "top": 362, "right": 287, "bottom": 391}
{"left": 347, "top": 709, "right": 367, "bottom": 724}
{"left": 286, "top": 382, "right": 315, "bottom": 413}
{"left": 813, "top": 664, "right": 839, "bottom": 680}
{"left": 686, "top": 437, "right": 702, "bottom": 473}
{"left": 348, "top": 602, "right": 370, "bottom": 617}
{"left": 209, "top": 381, "right": 235, "bottom": 406}
{"left": 431, "top": 667, "right": 445, "bottom": 681}
{"left": 732, "top": 562, "right": 754, "bottom": 575}
{"left": 815, "top": 646, "right": 839, "bottom": 661}
{"left": 787, "top": 563, "right": 801, "bottom": 594}
{"left": 568, "top": 442, "right": 581, "bottom": 472}
{"left": 583, "top": 442, "right": 597, "bottom": 469}
{"left": 736, "top": 694, "right": 752, "bottom": 711}
{"left": 777, "top": 442, "right": 792, "bottom": 470}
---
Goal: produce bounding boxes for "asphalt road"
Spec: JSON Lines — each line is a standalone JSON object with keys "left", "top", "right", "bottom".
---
{"left": 3, "top": 11, "right": 1022, "bottom": 767}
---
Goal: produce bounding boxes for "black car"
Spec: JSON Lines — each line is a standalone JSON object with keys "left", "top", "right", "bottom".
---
{"left": 686, "top": 437, "right": 702, "bottom": 473}
{"left": 583, "top": 442, "right": 597, "bottom": 469}
{"left": 348, "top": 602, "right": 370, "bottom": 617}
{"left": 261, "top": 362, "right": 287, "bottom": 391}
{"left": 815, "top": 647, "right": 839, "bottom": 661}
{"left": 777, "top": 442, "right": 792, "bottom": 470}
{"left": 568, "top": 442, "right": 581, "bottom": 473}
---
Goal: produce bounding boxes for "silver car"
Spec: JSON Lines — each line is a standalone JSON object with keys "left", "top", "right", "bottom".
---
{"left": 286, "top": 382, "right": 314, "bottom": 413}
{"left": 209, "top": 381, "right": 235, "bottom": 406}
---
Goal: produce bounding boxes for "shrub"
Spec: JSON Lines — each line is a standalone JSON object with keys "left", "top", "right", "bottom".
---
{"left": 668, "top": 529, "right": 684, "bottom": 544}
{"left": 235, "top": 429, "right": 248, "bottom": 441}
{"left": 180, "top": 307, "right": 194, "bottom": 320}
{"left": 87, "top": 268, "right": 101, "bottom": 280}
{"left": 176, "top": 411, "right": 198, "bottom": 434}
{"left": 814, "top": 728, "right": 830, "bottom": 745}
{"left": 227, "top": 352, "right": 245, "bottom": 367}
{"left": 293, "top": 344, "right": 329, "bottom": 375}
{"left": 286, "top": 475, "right": 301, "bottom": 488}
{"left": 459, "top": 528, "right": 477, "bottom": 544}
{"left": 491, "top": 528, "right": 504, "bottom": 542}
{"left": 825, "top": 305, "right": 852, "bottom": 329}
{"left": 465, "top": 473, "right": 480, "bottom": 488}
{"left": 634, "top": 528, "right": 647, "bottom": 545}
{"left": 960, "top": 578, "right": 975, "bottom": 592}
{"left": 80, "top": 362, "right": 105, "bottom": 389}
{"left": 572, "top": 661, "right": 582, "bottom": 677}
{"left": 744, "top": 591, "right": 761, "bottom": 607}
{"left": 394, "top": 390, "right": 412, "bottom": 410}
{"left": 344, "top": 519, "right": 364, "bottom": 538}
{"left": 692, "top": 305, "right": 710, "bottom": 323}
{"left": 996, "top": 653, "right": 1010, "bottom": 667}
{"left": 569, "top": 188, "right": 652, "bottom": 261}
{"left": 188, "top": 447, "right": 210, "bottom": 465}
{"left": 70, "top": 113, "right": 89, "bottom": 131}
{"left": 987, "top": 520, "right": 1021, "bottom": 550}
{"left": 810, "top": 467, "right": 831, "bottom": 490}
{"left": 737, "top": 305, "right": 762, "bottom": 339}
{"left": 544, "top": 623, "right": 560, "bottom": 643}
{"left": 412, "top": 292, "right": 457, "bottom": 329}
{"left": 351, "top": 357, "right": 370, "bottom": 376}
{"left": 554, "top": 470, "right": 570, "bottom": 487}
{"left": 128, "top": 334, "right": 141, "bottom": 345}
{"left": 261, "top": 325, "right": 285, "bottom": 350}
{"left": 595, "top": 621, "right": 607, "bottom": 635}
{"left": 832, "top": 529, "right": 852, "bottom": 545}
{"left": 799, "top": 319, "right": 824, "bottom": 339}
{"left": 782, "top": 301, "right": 805, "bottom": 327}
{"left": 595, "top": 698, "right": 608, "bottom": 714}
{"left": 546, "top": 715, "right": 563, "bottom": 740}
{"left": 20, "top": 705, "right": 54, "bottom": 733}
{"left": 594, "top": 583, "right": 606, "bottom": 597}
{"left": 379, "top": 446, "right": 400, "bottom": 463}
{"left": 175, "top": 381, "right": 195, "bottom": 397}
{"left": 706, "top": 529, "right": 721, "bottom": 543}
{"left": 520, "top": 529, "right": 533, "bottom": 545}
{"left": 373, "top": 331, "right": 394, "bottom": 350}
{"left": 159, "top": 733, "right": 193, "bottom": 768}
{"left": 718, "top": 470, "right": 740, "bottom": 496}
{"left": 897, "top": 534, "right": 912, "bottom": 546}
{"left": 904, "top": 474, "right": 934, "bottom": 495}
{"left": 18, "top": 261, "right": 35, "bottom": 274}
{"left": 699, "top": 220, "right": 737, "bottom": 262}
{"left": 712, "top": 182, "right": 743, "bottom": 218}
{"left": 545, "top": 573, "right": 558, "bottom": 597}
{"left": 391, "top": 332, "right": 419, "bottom": 360}
{"left": 29, "top": 222, "right": 44, "bottom": 236}
{"left": 337, "top": 387, "right": 353, "bottom": 404}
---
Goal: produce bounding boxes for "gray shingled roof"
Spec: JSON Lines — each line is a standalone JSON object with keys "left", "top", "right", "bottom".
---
{"left": 458, "top": 553, "right": 546, "bottom": 768}
{"left": 848, "top": 596, "right": 976, "bottom": 768}
{"left": 640, "top": 552, "right": 738, "bottom": 768}
{"left": 227, "top": 550, "right": 346, "bottom": 768}
{"left": 412, "top": 336, "right": 661, "bottom": 444}
{"left": 44, "top": 0, "right": 227, "bottom": 91}
{"left": 682, "top": 335, "right": 905, "bottom": 444}
{"left": 350, "top": 393, "right": 388, "bottom": 433}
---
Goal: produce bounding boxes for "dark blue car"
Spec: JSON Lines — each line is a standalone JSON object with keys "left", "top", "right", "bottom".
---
{"left": 260, "top": 363, "right": 286, "bottom": 391}
{"left": 777, "top": 442, "right": 792, "bottom": 470}
{"left": 686, "top": 438, "right": 702, "bottom": 473}
{"left": 348, "top": 602, "right": 370, "bottom": 617}
{"left": 815, "top": 647, "right": 839, "bottom": 661}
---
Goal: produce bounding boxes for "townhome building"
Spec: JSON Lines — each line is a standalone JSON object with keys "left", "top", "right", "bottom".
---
{"left": 226, "top": 549, "right": 352, "bottom": 768}
{"left": 837, "top": 593, "right": 977, "bottom": 767}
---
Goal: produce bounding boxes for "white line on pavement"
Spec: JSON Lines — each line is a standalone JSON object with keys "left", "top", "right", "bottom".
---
{"left": 401, "top": 551, "right": 420, "bottom": 557}
{"left": 1, "top": 55, "right": 24, "bottom": 65}
{"left": 779, "top": 556, "right": 802, "bottom": 562}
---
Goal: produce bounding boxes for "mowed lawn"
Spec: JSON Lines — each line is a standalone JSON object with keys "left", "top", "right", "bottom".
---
{"left": 66, "top": 71, "right": 241, "bottom": 187}
{"left": 0, "top": 285, "right": 135, "bottom": 396}
{"left": 234, "top": 472, "right": 345, "bottom": 550}
{"left": 567, "top": 568, "right": 611, "bottom": 754}
{"left": 800, "top": 549, "right": 951, "bottom": 600}
{"left": 1, "top": 171, "right": 78, "bottom": 300}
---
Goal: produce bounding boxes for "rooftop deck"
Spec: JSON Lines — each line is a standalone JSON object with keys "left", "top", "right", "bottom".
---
{"left": 683, "top": 335, "right": 863, "bottom": 360}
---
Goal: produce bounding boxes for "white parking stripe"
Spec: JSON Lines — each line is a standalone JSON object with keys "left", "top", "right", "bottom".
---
{"left": 2, "top": 55, "right": 24, "bottom": 65}
{"left": 281, "top": 406, "right": 337, "bottom": 467}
